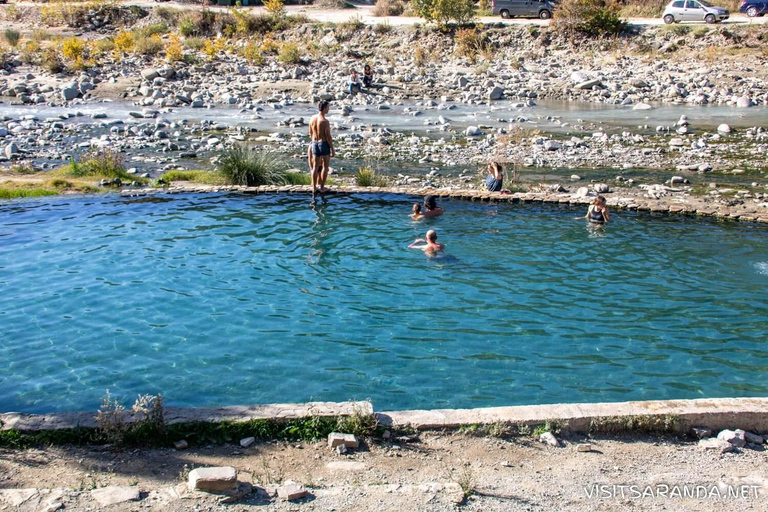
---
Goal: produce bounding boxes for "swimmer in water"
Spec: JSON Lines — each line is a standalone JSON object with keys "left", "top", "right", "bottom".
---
{"left": 408, "top": 229, "right": 444, "bottom": 254}
{"left": 422, "top": 195, "right": 444, "bottom": 218}
{"left": 410, "top": 203, "right": 424, "bottom": 220}
{"left": 585, "top": 195, "right": 610, "bottom": 223}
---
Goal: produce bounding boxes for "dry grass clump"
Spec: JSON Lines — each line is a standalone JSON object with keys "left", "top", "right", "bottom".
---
{"left": 278, "top": 42, "right": 301, "bottom": 64}
{"left": 454, "top": 27, "right": 493, "bottom": 62}
{"left": 373, "top": 0, "right": 406, "bottom": 16}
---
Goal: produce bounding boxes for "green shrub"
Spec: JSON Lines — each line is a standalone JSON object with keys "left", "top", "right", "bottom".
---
{"left": 217, "top": 146, "right": 289, "bottom": 186}
{"left": 178, "top": 18, "right": 196, "bottom": 37}
{"left": 240, "top": 40, "right": 265, "bottom": 65}
{"left": 4, "top": 29, "right": 20, "bottom": 47}
{"left": 413, "top": 0, "right": 476, "bottom": 29}
{"left": 278, "top": 42, "right": 301, "bottom": 64}
{"left": 552, "top": 0, "right": 627, "bottom": 37}
{"left": 356, "top": 167, "right": 388, "bottom": 187}
{"left": 59, "top": 148, "right": 133, "bottom": 181}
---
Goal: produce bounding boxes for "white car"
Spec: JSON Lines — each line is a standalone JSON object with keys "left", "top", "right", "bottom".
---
{"left": 662, "top": 0, "right": 730, "bottom": 24}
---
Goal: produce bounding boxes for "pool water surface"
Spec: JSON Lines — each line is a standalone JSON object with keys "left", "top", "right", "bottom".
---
{"left": 1, "top": 193, "right": 767, "bottom": 413}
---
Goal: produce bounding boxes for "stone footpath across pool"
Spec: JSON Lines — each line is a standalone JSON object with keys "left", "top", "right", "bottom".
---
{"left": 119, "top": 184, "right": 768, "bottom": 225}
{"left": 2, "top": 397, "right": 767, "bottom": 435}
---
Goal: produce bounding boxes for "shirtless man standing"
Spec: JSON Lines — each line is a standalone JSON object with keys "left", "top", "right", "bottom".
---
{"left": 308, "top": 100, "right": 335, "bottom": 197}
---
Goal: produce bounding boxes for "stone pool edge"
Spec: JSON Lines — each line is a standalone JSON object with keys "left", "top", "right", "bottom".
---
{"left": 120, "top": 185, "right": 768, "bottom": 225}
{"left": 3, "top": 397, "right": 766, "bottom": 434}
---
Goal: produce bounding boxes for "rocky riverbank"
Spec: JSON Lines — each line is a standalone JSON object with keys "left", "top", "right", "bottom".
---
{"left": 0, "top": 7, "right": 767, "bottom": 214}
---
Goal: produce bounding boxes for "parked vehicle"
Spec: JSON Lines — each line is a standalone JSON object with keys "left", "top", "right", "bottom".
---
{"left": 492, "top": 0, "right": 556, "bottom": 19}
{"left": 739, "top": 0, "right": 768, "bottom": 17}
{"left": 662, "top": 0, "right": 729, "bottom": 23}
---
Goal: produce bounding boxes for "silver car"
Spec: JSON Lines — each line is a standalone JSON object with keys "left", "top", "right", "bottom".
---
{"left": 662, "top": 0, "right": 729, "bottom": 23}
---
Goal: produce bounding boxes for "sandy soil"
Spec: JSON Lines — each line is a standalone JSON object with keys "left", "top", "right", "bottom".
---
{"left": 1, "top": 431, "right": 766, "bottom": 511}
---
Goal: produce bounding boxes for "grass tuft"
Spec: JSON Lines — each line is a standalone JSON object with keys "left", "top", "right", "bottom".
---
{"left": 356, "top": 167, "right": 388, "bottom": 187}
{"left": 162, "top": 170, "right": 226, "bottom": 185}
{"left": 218, "top": 146, "right": 289, "bottom": 187}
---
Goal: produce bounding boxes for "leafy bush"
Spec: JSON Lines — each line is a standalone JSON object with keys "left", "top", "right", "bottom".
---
{"left": 178, "top": 17, "right": 196, "bottom": 37}
{"left": 217, "top": 146, "right": 289, "bottom": 187}
{"left": 4, "top": 29, "right": 20, "bottom": 48}
{"left": 202, "top": 36, "right": 226, "bottom": 60}
{"left": 113, "top": 30, "right": 135, "bottom": 60}
{"left": 165, "top": 34, "right": 184, "bottom": 62}
{"left": 264, "top": 0, "right": 287, "bottom": 19}
{"left": 356, "top": 167, "right": 388, "bottom": 187}
{"left": 62, "top": 37, "right": 86, "bottom": 62}
{"left": 240, "top": 40, "right": 265, "bottom": 65}
{"left": 278, "top": 42, "right": 301, "bottom": 64}
{"left": 552, "top": 0, "right": 627, "bottom": 37}
{"left": 373, "top": 0, "right": 405, "bottom": 16}
{"left": 413, "top": 0, "right": 476, "bottom": 29}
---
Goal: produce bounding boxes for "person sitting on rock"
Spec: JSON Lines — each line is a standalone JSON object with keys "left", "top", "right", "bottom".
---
{"left": 348, "top": 70, "right": 362, "bottom": 95}
{"left": 410, "top": 203, "right": 424, "bottom": 220}
{"left": 586, "top": 195, "right": 610, "bottom": 223}
{"left": 422, "top": 195, "right": 444, "bottom": 218}
{"left": 408, "top": 229, "right": 444, "bottom": 255}
{"left": 363, "top": 64, "right": 374, "bottom": 88}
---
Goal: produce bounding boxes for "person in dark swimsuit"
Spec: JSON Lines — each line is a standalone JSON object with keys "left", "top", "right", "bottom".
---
{"left": 485, "top": 162, "right": 503, "bottom": 192}
{"left": 308, "top": 100, "right": 335, "bottom": 197}
{"left": 422, "top": 195, "right": 444, "bottom": 218}
{"left": 586, "top": 195, "right": 610, "bottom": 223}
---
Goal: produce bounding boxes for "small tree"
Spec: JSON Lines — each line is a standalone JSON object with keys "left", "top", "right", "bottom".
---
{"left": 413, "top": 0, "right": 476, "bottom": 29}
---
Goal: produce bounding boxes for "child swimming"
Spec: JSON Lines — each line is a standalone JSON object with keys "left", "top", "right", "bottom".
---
{"left": 410, "top": 203, "right": 424, "bottom": 220}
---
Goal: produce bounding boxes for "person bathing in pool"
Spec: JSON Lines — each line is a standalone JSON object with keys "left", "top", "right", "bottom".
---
{"left": 585, "top": 195, "right": 610, "bottom": 223}
{"left": 408, "top": 230, "right": 444, "bottom": 255}
{"left": 410, "top": 203, "right": 424, "bottom": 220}
{"left": 422, "top": 195, "right": 444, "bottom": 218}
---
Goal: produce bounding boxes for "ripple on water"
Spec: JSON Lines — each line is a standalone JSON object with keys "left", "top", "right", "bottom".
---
{"left": 0, "top": 193, "right": 767, "bottom": 413}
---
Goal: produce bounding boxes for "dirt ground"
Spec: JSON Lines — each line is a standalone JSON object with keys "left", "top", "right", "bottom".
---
{"left": 1, "top": 430, "right": 766, "bottom": 511}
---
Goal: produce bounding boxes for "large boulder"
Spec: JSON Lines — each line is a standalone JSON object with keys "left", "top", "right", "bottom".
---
{"left": 61, "top": 85, "right": 79, "bottom": 101}
{"left": 488, "top": 86, "right": 504, "bottom": 101}
{"left": 188, "top": 467, "right": 237, "bottom": 492}
{"left": 465, "top": 126, "right": 482, "bottom": 137}
{"left": 141, "top": 68, "right": 160, "bottom": 81}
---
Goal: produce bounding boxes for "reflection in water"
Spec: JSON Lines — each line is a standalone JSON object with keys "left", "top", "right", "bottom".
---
{"left": 586, "top": 222, "right": 607, "bottom": 238}
{"left": 308, "top": 196, "right": 331, "bottom": 267}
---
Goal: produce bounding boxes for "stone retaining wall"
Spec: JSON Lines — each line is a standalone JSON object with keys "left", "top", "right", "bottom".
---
{"left": 121, "top": 185, "right": 768, "bottom": 224}
{"left": 2, "top": 398, "right": 766, "bottom": 434}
